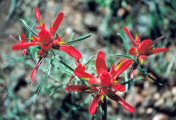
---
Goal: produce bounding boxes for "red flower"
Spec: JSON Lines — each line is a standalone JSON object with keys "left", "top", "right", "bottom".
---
{"left": 12, "top": 8, "right": 82, "bottom": 83}
{"left": 124, "top": 27, "right": 168, "bottom": 64}
{"left": 66, "top": 51, "right": 135, "bottom": 115}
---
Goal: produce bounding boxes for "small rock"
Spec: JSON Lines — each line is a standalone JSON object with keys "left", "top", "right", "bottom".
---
{"left": 171, "top": 86, "right": 176, "bottom": 96}
{"left": 163, "top": 91, "right": 172, "bottom": 99}
{"left": 65, "top": 27, "right": 73, "bottom": 35}
{"left": 138, "top": 107, "right": 145, "bottom": 114}
{"left": 117, "top": 8, "right": 126, "bottom": 17}
{"left": 35, "top": 114, "right": 45, "bottom": 120}
{"left": 84, "top": 13, "right": 100, "bottom": 28}
{"left": 153, "top": 93, "right": 161, "bottom": 101}
{"left": 144, "top": 82, "right": 150, "bottom": 89}
{"left": 152, "top": 114, "right": 169, "bottom": 120}
{"left": 154, "top": 98, "right": 164, "bottom": 107}
{"left": 165, "top": 98, "right": 173, "bottom": 107}
{"left": 143, "top": 96, "right": 154, "bottom": 107}
{"left": 116, "top": 118, "right": 122, "bottom": 120}
{"left": 146, "top": 108, "right": 153, "bottom": 114}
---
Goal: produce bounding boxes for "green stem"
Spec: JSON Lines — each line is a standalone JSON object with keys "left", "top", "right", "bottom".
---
{"left": 110, "top": 54, "right": 135, "bottom": 60}
{"left": 85, "top": 56, "right": 96, "bottom": 66}
{"left": 36, "top": 56, "right": 53, "bottom": 94}
{"left": 121, "top": 79, "right": 132, "bottom": 85}
{"left": 56, "top": 57, "right": 74, "bottom": 71}
{"left": 137, "top": 67, "right": 163, "bottom": 85}
{"left": 54, "top": 55, "right": 89, "bottom": 85}
{"left": 65, "top": 33, "right": 92, "bottom": 45}
{"left": 20, "top": 19, "right": 38, "bottom": 36}
{"left": 102, "top": 96, "right": 107, "bottom": 120}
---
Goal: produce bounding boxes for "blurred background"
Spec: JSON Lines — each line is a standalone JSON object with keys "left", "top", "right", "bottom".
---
{"left": 0, "top": 0, "right": 176, "bottom": 120}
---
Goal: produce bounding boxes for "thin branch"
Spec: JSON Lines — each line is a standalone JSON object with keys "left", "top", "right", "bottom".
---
{"left": 101, "top": 96, "right": 107, "bottom": 120}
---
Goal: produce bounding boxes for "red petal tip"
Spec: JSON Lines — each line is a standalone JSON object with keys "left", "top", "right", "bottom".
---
{"left": 123, "top": 27, "right": 136, "bottom": 46}
{"left": 152, "top": 48, "right": 168, "bottom": 55}
{"left": 35, "top": 7, "right": 41, "bottom": 23}
{"left": 89, "top": 95, "right": 101, "bottom": 115}
{"left": 51, "top": 11, "right": 64, "bottom": 35}
{"left": 123, "top": 27, "right": 129, "bottom": 32}
{"left": 113, "top": 84, "right": 126, "bottom": 92}
{"left": 96, "top": 51, "right": 108, "bottom": 76}
{"left": 60, "top": 45, "right": 82, "bottom": 61}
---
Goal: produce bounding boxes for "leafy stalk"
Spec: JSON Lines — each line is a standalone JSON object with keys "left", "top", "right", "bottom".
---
{"left": 20, "top": 19, "right": 38, "bottom": 36}
{"left": 137, "top": 67, "right": 163, "bottom": 85}
{"left": 65, "top": 33, "right": 92, "bottom": 45}
{"left": 55, "top": 57, "right": 74, "bottom": 71}
{"left": 110, "top": 54, "right": 135, "bottom": 60}
{"left": 101, "top": 96, "right": 107, "bottom": 120}
{"left": 85, "top": 56, "right": 96, "bottom": 66}
{"left": 117, "top": 32, "right": 130, "bottom": 52}
{"left": 36, "top": 56, "right": 54, "bottom": 94}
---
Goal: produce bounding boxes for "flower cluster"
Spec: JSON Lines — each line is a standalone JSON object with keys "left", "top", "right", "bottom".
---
{"left": 12, "top": 8, "right": 82, "bottom": 83}
{"left": 124, "top": 27, "right": 168, "bottom": 65}
{"left": 123, "top": 27, "right": 168, "bottom": 78}
{"left": 12, "top": 8, "right": 169, "bottom": 116}
{"left": 66, "top": 51, "right": 135, "bottom": 114}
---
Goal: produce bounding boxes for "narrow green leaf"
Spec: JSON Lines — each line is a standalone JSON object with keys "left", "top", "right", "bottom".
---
{"left": 36, "top": 65, "right": 51, "bottom": 95}
{"left": 55, "top": 57, "right": 74, "bottom": 71}
{"left": 2, "top": 56, "right": 29, "bottom": 69}
{"left": 85, "top": 56, "right": 96, "bottom": 66}
{"left": 69, "top": 32, "right": 75, "bottom": 41}
{"left": 36, "top": 56, "right": 54, "bottom": 94}
{"left": 137, "top": 67, "right": 163, "bottom": 85}
{"left": 7, "top": 0, "right": 16, "bottom": 20}
{"left": 49, "top": 85, "right": 63, "bottom": 96}
{"left": 121, "top": 78, "right": 142, "bottom": 85}
{"left": 117, "top": 32, "right": 130, "bottom": 52}
{"left": 65, "top": 33, "right": 92, "bottom": 45}
{"left": 20, "top": 19, "right": 38, "bottom": 36}
{"left": 24, "top": 94, "right": 38, "bottom": 106}
{"left": 110, "top": 54, "right": 135, "bottom": 60}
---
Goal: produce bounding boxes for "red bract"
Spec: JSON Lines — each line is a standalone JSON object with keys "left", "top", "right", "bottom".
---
{"left": 12, "top": 8, "right": 82, "bottom": 83}
{"left": 124, "top": 27, "right": 168, "bottom": 64}
{"left": 66, "top": 51, "right": 135, "bottom": 115}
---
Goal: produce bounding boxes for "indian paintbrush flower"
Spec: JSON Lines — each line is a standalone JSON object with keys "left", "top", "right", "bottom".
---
{"left": 124, "top": 27, "right": 168, "bottom": 65}
{"left": 12, "top": 8, "right": 82, "bottom": 83}
{"left": 66, "top": 51, "right": 135, "bottom": 115}
{"left": 124, "top": 27, "right": 168, "bottom": 79}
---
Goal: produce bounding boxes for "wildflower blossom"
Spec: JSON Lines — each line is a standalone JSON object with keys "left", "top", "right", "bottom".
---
{"left": 12, "top": 8, "right": 82, "bottom": 83}
{"left": 66, "top": 51, "right": 135, "bottom": 115}
{"left": 124, "top": 27, "right": 168, "bottom": 64}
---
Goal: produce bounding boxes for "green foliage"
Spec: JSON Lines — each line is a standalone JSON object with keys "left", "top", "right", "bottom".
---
{"left": 20, "top": 19, "right": 38, "bottom": 36}
{"left": 95, "top": 0, "right": 112, "bottom": 8}
{"left": 66, "top": 33, "right": 92, "bottom": 45}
